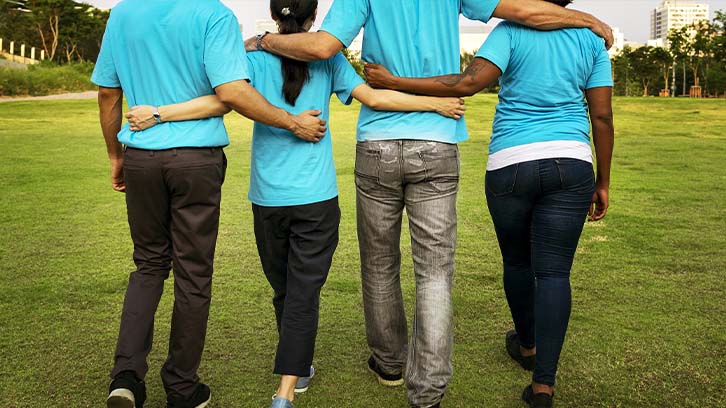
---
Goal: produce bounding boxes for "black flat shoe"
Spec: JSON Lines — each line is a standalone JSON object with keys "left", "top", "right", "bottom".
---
{"left": 506, "top": 330, "right": 536, "bottom": 371}
{"left": 522, "top": 385, "right": 553, "bottom": 408}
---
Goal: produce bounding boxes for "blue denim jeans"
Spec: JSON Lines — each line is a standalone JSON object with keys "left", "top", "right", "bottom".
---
{"left": 485, "top": 158, "right": 595, "bottom": 386}
{"left": 355, "top": 140, "right": 459, "bottom": 408}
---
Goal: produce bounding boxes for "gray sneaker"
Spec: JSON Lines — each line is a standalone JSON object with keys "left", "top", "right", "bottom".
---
{"left": 294, "top": 366, "right": 315, "bottom": 393}
{"left": 270, "top": 397, "right": 294, "bottom": 408}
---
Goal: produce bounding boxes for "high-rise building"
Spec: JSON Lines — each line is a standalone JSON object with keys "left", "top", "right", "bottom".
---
{"left": 650, "top": 0, "right": 709, "bottom": 48}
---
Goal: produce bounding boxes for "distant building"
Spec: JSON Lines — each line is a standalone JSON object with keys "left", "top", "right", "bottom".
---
{"left": 608, "top": 27, "right": 626, "bottom": 58}
{"left": 650, "top": 0, "right": 709, "bottom": 48}
{"left": 460, "top": 25, "right": 491, "bottom": 54}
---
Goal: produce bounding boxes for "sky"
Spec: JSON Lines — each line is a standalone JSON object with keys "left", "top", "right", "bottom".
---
{"left": 82, "top": 0, "right": 726, "bottom": 43}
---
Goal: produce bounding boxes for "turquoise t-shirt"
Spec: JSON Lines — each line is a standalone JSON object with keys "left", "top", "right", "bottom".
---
{"left": 320, "top": 0, "right": 501, "bottom": 143}
{"left": 476, "top": 22, "right": 613, "bottom": 160}
{"left": 247, "top": 52, "right": 365, "bottom": 207}
{"left": 91, "top": 0, "right": 248, "bottom": 150}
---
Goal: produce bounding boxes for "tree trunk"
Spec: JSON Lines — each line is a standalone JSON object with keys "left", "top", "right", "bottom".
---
{"left": 36, "top": 14, "right": 60, "bottom": 61}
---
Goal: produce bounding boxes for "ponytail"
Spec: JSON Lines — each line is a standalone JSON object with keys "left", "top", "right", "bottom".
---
{"left": 270, "top": 0, "right": 318, "bottom": 105}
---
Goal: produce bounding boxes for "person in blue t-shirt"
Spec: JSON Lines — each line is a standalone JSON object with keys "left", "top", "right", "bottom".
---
{"left": 124, "top": 1, "right": 464, "bottom": 406}
{"left": 247, "top": 1, "right": 613, "bottom": 407}
{"left": 92, "top": 1, "right": 327, "bottom": 407}
{"left": 364, "top": 1, "right": 614, "bottom": 407}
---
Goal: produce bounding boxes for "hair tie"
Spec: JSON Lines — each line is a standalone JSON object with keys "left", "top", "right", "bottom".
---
{"left": 281, "top": 7, "right": 293, "bottom": 17}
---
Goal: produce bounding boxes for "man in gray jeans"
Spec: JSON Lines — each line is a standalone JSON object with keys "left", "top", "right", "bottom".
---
{"left": 250, "top": 1, "right": 612, "bottom": 406}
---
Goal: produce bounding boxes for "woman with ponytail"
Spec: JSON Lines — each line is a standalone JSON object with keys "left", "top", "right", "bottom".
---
{"left": 125, "top": 1, "right": 464, "bottom": 407}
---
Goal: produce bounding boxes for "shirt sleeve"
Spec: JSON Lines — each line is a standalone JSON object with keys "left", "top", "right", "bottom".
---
{"left": 330, "top": 53, "right": 365, "bottom": 105}
{"left": 204, "top": 9, "right": 250, "bottom": 88}
{"left": 91, "top": 24, "right": 121, "bottom": 88}
{"left": 586, "top": 41, "right": 614, "bottom": 89}
{"left": 461, "top": 0, "right": 501, "bottom": 23}
{"left": 475, "top": 23, "right": 512, "bottom": 73}
{"left": 320, "top": 0, "right": 369, "bottom": 48}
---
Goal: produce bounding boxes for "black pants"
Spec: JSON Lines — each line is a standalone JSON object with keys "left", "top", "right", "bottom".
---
{"left": 111, "top": 147, "right": 226, "bottom": 400}
{"left": 252, "top": 197, "right": 340, "bottom": 377}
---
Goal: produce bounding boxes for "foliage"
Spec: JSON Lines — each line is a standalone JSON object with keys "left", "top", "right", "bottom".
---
{"left": 0, "top": 61, "right": 95, "bottom": 96}
{"left": 0, "top": 0, "right": 109, "bottom": 63}
{"left": 615, "top": 11, "right": 726, "bottom": 97}
{"left": 342, "top": 48, "right": 365, "bottom": 79}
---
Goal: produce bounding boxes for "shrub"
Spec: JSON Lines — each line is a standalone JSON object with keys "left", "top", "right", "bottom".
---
{"left": 0, "top": 62, "right": 96, "bottom": 97}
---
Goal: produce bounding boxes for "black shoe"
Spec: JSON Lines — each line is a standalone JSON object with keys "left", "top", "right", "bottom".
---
{"left": 107, "top": 371, "right": 146, "bottom": 408}
{"left": 522, "top": 385, "right": 554, "bottom": 408}
{"left": 506, "top": 330, "right": 536, "bottom": 371}
{"left": 367, "top": 356, "right": 404, "bottom": 387}
{"left": 167, "top": 383, "right": 211, "bottom": 408}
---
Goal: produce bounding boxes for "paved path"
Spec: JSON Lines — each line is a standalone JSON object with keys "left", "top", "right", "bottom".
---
{"left": 0, "top": 91, "right": 98, "bottom": 103}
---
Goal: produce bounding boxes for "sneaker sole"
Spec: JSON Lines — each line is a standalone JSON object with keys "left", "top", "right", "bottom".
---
{"left": 107, "top": 389, "right": 134, "bottom": 408}
{"left": 367, "top": 366, "right": 404, "bottom": 387}
{"left": 194, "top": 391, "right": 211, "bottom": 408}
{"left": 294, "top": 385, "right": 309, "bottom": 394}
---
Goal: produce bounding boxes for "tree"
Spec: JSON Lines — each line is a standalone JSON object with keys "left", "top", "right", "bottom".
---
{"left": 668, "top": 26, "right": 690, "bottom": 95}
{"left": 342, "top": 48, "right": 364, "bottom": 79}
{"left": 630, "top": 47, "right": 661, "bottom": 96}
{"left": 651, "top": 47, "right": 674, "bottom": 94}
{"left": 461, "top": 51, "right": 475, "bottom": 73}
{"left": 612, "top": 45, "right": 633, "bottom": 96}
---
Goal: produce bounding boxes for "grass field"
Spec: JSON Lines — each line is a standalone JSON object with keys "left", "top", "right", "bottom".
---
{"left": 0, "top": 95, "right": 725, "bottom": 407}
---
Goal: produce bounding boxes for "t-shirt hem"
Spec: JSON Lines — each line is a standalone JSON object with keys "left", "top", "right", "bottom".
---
{"left": 210, "top": 75, "right": 250, "bottom": 89}
{"left": 248, "top": 191, "right": 339, "bottom": 208}
{"left": 585, "top": 81, "right": 614, "bottom": 89}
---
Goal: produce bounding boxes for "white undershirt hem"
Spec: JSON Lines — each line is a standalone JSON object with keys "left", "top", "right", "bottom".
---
{"left": 487, "top": 140, "right": 593, "bottom": 171}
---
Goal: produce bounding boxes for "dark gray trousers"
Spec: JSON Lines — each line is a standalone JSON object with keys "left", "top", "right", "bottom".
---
{"left": 111, "top": 147, "right": 226, "bottom": 400}
{"left": 252, "top": 197, "right": 340, "bottom": 377}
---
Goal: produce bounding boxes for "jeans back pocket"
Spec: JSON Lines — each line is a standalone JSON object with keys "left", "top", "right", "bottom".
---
{"left": 486, "top": 163, "right": 519, "bottom": 197}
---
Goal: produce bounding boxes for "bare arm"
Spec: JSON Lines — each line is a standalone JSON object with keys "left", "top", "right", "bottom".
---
{"left": 98, "top": 86, "right": 125, "bottom": 193}
{"left": 215, "top": 80, "right": 327, "bottom": 142}
{"left": 245, "top": 31, "right": 344, "bottom": 62}
{"left": 365, "top": 58, "right": 502, "bottom": 97}
{"left": 351, "top": 84, "right": 466, "bottom": 119}
{"left": 126, "top": 95, "right": 230, "bottom": 132}
{"left": 493, "top": 0, "right": 614, "bottom": 48}
{"left": 585, "top": 86, "right": 614, "bottom": 221}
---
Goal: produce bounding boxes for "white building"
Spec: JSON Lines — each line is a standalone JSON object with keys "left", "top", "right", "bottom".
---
{"left": 650, "top": 0, "right": 709, "bottom": 48}
{"left": 608, "top": 27, "right": 626, "bottom": 58}
{"left": 460, "top": 25, "right": 491, "bottom": 54}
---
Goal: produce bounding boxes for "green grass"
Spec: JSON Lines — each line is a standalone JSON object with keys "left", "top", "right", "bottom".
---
{"left": 0, "top": 95, "right": 724, "bottom": 407}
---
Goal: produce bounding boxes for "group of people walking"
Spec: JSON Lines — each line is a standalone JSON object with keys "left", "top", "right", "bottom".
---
{"left": 93, "top": 1, "right": 615, "bottom": 408}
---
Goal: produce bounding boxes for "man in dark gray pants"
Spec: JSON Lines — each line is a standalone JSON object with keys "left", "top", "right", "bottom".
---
{"left": 93, "top": 1, "right": 325, "bottom": 407}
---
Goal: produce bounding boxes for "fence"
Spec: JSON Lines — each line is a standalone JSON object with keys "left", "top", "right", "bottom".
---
{"left": 0, "top": 38, "right": 45, "bottom": 65}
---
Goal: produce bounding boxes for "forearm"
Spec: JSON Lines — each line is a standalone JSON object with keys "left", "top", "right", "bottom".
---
{"left": 216, "top": 81, "right": 294, "bottom": 131}
{"left": 494, "top": 0, "right": 598, "bottom": 30}
{"left": 367, "top": 89, "right": 444, "bottom": 112}
{"left": 592, "top": 120, "right": 614, "bottom": 186}
{"left": 261, "top": 31, "right": 342, "bottom": 62}
{"left": 391, "top": 75, "right": 478, "bottom": 97}
{"left": 158, "top": 95, "right": 230, "bottom": 122}
{"left": 98, "top": 87, "right": 124, "bottom": 160}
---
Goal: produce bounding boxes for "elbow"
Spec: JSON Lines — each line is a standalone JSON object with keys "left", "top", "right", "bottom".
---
{"left": 366, "top": 96, "right": 383, "bottom": 111}
{"left": 311, "top": 43, "right": 339, "bottom": 61}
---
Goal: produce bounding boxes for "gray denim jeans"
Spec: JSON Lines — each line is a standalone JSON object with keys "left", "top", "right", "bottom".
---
{"left": 355, "top": 140, "right": 459, "bottom": 408}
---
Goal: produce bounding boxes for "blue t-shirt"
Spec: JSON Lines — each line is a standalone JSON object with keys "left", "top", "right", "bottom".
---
{"left": 91, "top": 0, "right": 248, "bottom": 150}
{"left": 321, "top": 0, "right": 501, "bottom": 144}
{"left": 476, "top": 22, "right": 613, "bottom": 170}
{"left": 247, "top": 52, "right": 364, "bottom": 207}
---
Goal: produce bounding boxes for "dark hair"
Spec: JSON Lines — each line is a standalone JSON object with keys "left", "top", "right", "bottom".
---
{"left": 271, "top": 0, "right": 318, "bottom": 105}
{"left": 543, "top": 0, "right": 573, "bottom": 6}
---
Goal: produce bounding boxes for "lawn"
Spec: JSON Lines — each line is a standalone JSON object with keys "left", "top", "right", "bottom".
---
{"left": 0, "top": 95, "right": 724, "bottom": 407}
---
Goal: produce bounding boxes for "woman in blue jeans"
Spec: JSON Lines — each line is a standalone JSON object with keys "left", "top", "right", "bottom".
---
{"left": 365, "top": 0, "right": 614, "bottom": 406}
